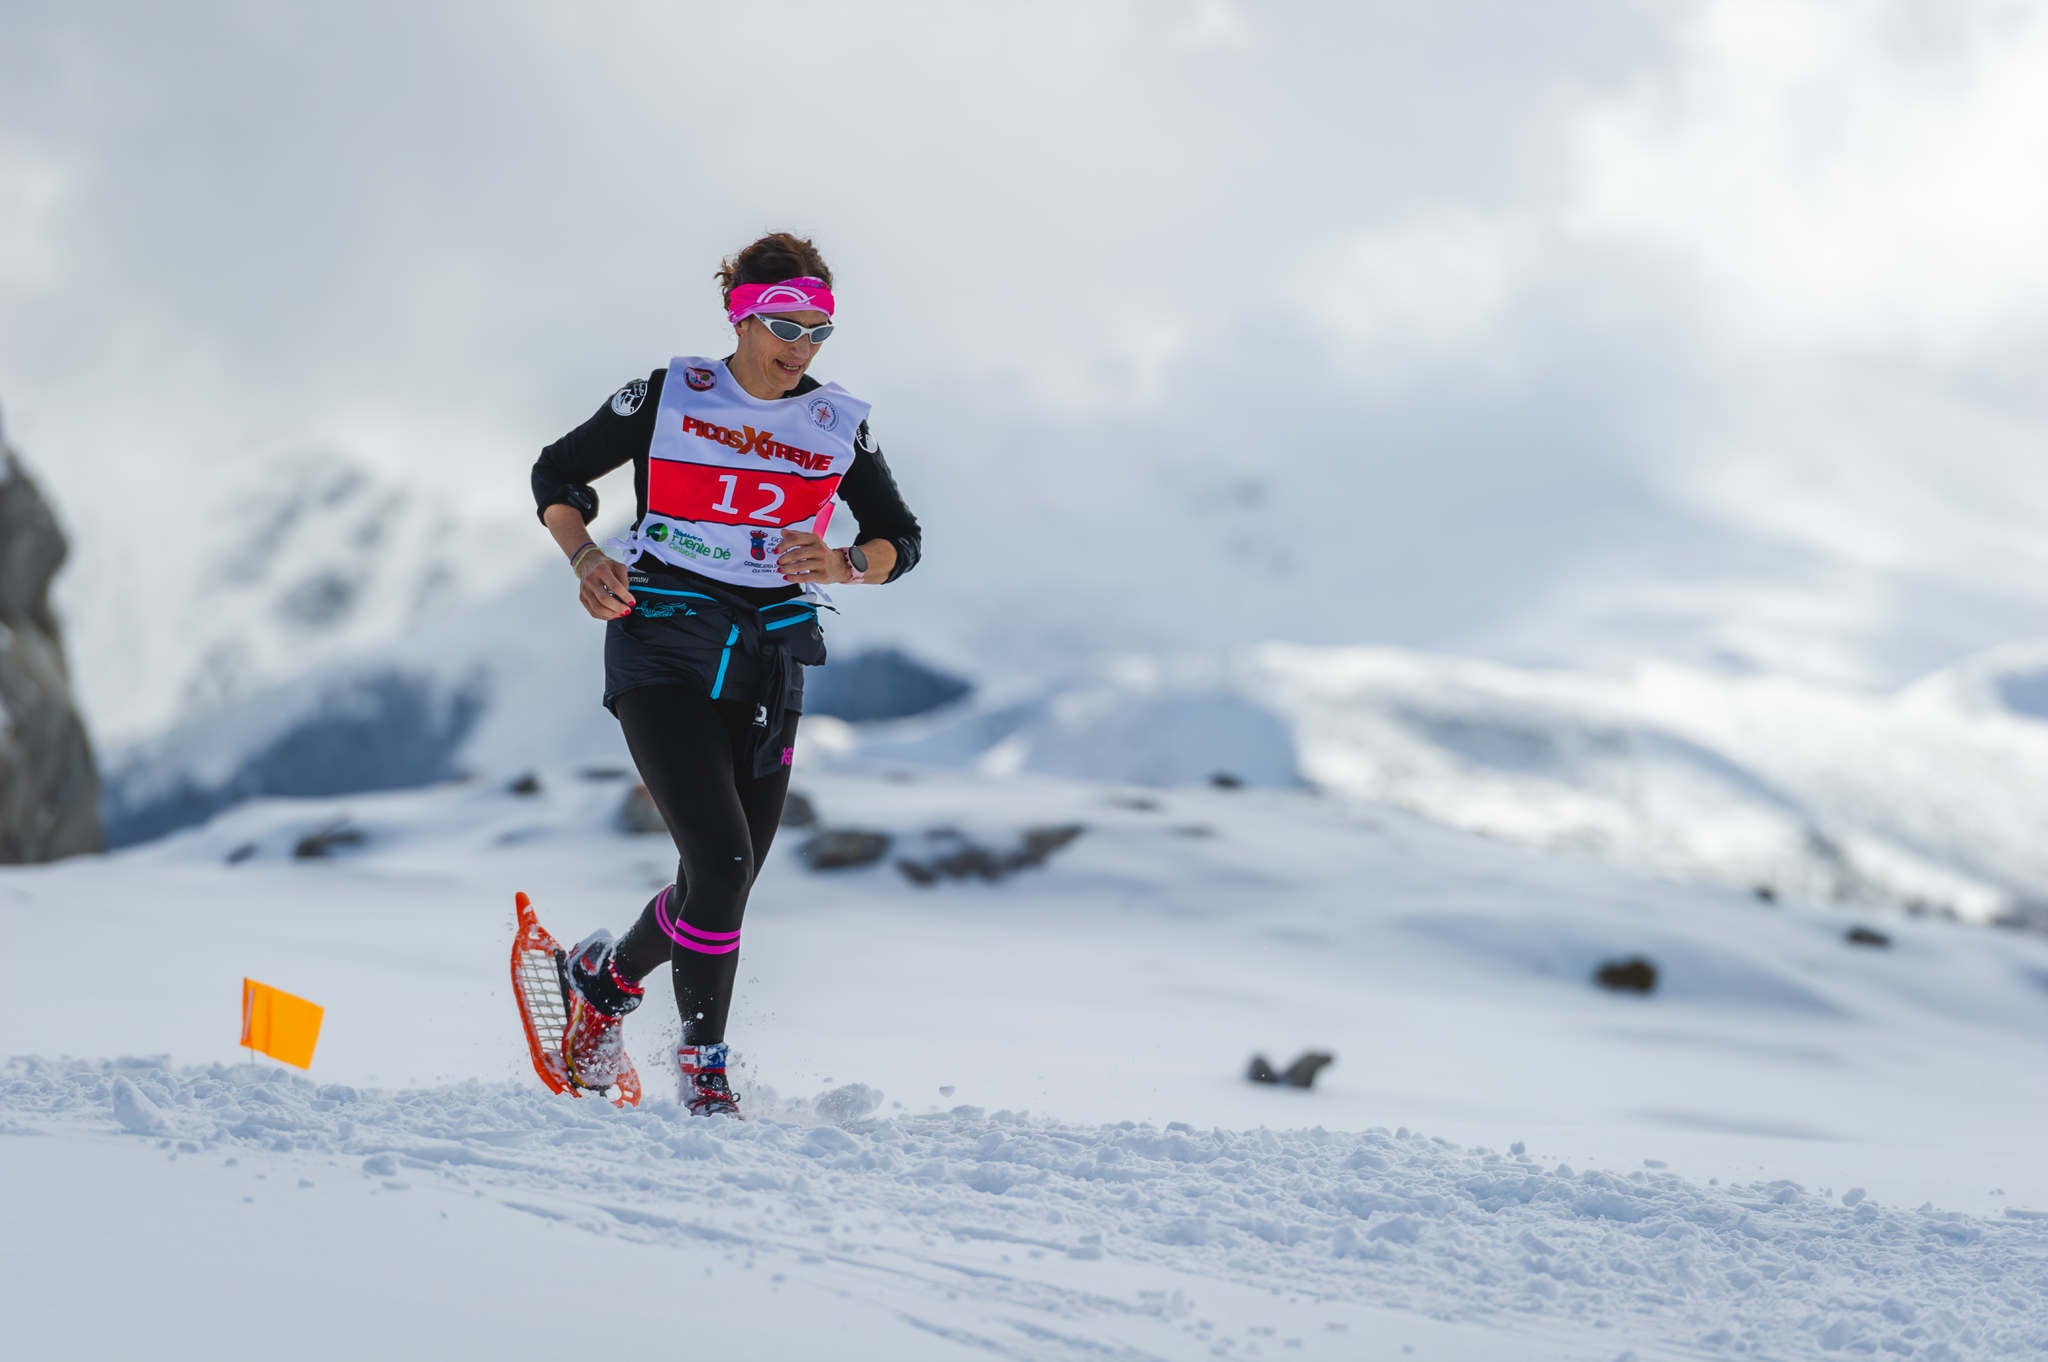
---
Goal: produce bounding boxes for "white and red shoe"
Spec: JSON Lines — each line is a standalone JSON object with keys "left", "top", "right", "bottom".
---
{"left": 678, "top": 1043, "right": 741, "bottom": 1117}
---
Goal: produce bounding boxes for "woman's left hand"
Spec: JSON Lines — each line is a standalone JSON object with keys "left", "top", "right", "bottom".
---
{"left": 775, "top": 530, "right": 844, "bottom": 583}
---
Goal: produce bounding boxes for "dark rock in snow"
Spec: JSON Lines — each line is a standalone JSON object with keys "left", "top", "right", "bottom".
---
{"left": 802, "top": 828, "right": 892, "bottom": 872}
{"left": 1753, "top": 884, "right": 1778, "bottom": 904}
{"left": 895, "top": 823, "right": 1085, "bottom": 885}
{"left": 1594, "top": 956, "right": 1658, "bottom": 994}
{"left": 507, "top": 772, "right": 542, "bottom": 796}
{"left": 1281, "top": 1052, "right": 1335, "bottom": 1087}
{"left": 802, "top": 646, "right": 972, "bottom": 723}
{"left": 294, "top": 820, "right": 366, "bottom": 859}
{"left": 1990, "top": 898, "right": 2048, "bottom": 936}
{"left": 1209, "top": 771, "right": 1245, "bottom": 789}
{"left": 578, "top": 766, "right": 631, "bottom": 782}
{"left": 617, "top": 784, "right": 665, "bottom": 835}
{"left": 0, "top": 414, "right": 103, "bottom": 862}
{"left": 1844, "top": 925, "right": 1892, "bottom": 948}
{"left": 1247, "top": 1051, "right": 1335, "bottom": 1089}
{"left": 898, "top": 847, "right": 996, "bottom": 885}
{"left": 225, "top": 842, "right": 258, "bottom": 865}
{"left": 780, "top": 789, "right": 818, "bottom": 829}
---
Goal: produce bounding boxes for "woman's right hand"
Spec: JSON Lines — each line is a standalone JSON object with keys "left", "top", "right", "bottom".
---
{"left": 577, "top": 553, "right": 637, "bottom": 620}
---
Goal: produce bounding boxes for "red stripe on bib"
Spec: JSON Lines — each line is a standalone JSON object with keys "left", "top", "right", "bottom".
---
{"left": 648, "top": 460, "right": 842, "bottom": 529}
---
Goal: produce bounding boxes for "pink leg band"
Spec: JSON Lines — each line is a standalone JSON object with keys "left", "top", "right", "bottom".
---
{"left": 655, "top": 885, "right": 743, "bottom": 954}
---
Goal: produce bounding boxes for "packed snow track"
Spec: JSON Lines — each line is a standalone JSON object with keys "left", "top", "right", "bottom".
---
{"left": 5, "top": 1057, "right": 2043, "bottom": 1361}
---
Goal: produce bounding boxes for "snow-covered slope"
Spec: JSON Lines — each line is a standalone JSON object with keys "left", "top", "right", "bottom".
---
{"left": 96, "top": 542, "right": 970, "bottom": 846}
{"left": 854, "top": 642, "right": 2048, "bottom": 925}
{"left": 80, "top": 439, "right": 2048, "bottom": 930}
{"left": 1901, "top": 640, "right": 2048, "bottom": 723}
{"left": 5, "top": 763, "right": 2047, "bottom": 1358}
{"left": 106, "top": 581, "right": 2048, "bottom": 918}
{"left": 69, "top": 452, "right": 534, "bottom": 744}
{"left": 11, "top": 1058, "right": 2046, "bottom": 1362}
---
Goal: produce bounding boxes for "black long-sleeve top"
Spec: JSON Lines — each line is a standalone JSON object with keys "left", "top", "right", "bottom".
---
{"left": 531, "top": 364, "right": 923, "bottom": 605}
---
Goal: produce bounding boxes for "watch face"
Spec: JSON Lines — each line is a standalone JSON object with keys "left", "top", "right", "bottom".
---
{"left": 848, "top": 545, "right": 869, "bottom": 573}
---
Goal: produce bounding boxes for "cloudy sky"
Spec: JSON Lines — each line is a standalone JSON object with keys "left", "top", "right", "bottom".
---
{"left": 6, "top": 0, "right": 2048, "bottom": 732}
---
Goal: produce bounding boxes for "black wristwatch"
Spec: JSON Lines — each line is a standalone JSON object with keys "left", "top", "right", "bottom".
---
{"left": 843, "top": 545, "right": 869, "bottom": 583}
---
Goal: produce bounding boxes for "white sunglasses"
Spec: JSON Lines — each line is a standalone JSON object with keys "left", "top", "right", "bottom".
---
{"left": 753, "top": 315, "right": 835, "bottom": 345}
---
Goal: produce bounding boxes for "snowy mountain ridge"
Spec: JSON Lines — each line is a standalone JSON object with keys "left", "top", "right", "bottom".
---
{"left": 855, "top": 642, "right": 2048, "bottom": 926}
{"left": 66, "top": 450, "right": 536, "bottom": 744}
{"left": 97, "top": 528, "right": 2048, "bottom": 925}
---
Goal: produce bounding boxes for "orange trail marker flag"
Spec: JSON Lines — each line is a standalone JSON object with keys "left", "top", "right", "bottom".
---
{"left": 240, "top": 979, "right": 325, "bottom": 1069}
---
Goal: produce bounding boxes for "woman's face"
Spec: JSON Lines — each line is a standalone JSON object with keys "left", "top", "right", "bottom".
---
{"left": 734, "top": 309, "right": 831, "bottom": 394}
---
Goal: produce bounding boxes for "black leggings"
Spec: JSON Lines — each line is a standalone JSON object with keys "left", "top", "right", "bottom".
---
{"left": 609, "top": 686, "right": 797, "bottom": 1045}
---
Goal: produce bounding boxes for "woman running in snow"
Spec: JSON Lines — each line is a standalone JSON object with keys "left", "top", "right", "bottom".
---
{"left": 529, "top": 232, "right": 922, "bottom": 1115}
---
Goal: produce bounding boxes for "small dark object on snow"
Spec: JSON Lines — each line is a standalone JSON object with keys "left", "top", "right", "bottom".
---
{"left": 895, "top": 823, "right": 1085, "bottom": 885}
{"left": 1247, "top": 1051, "right": 1335, "bottom": 1089}
{"left": 507, "top": 772, "right": 542, "bottom": 796}
{"left": 1753, "top": 884, "right": 1778, "bottom": 904}
{"left": 578, "top": 766, "right": 631, "bottom": 782}
{"left": 1209, "top": 771, "right": 1244, "bottom": 789}
{"left": 1845, "top": 925, "right": 1892, "bottom": 948}
{"left": 293, "top": 820, "right": 366, "bottom": 859}
{"left": 1594, "top": 956, "right": 1658, "bottom": 994}
{"left": 1169, "top": 823, "right": 1215, "bottom": 839}
{"left": 803, "top": 828, "right": 892, "bottom": 871}
{"left": 617, "top": 783, "right": 665, "bottom": 835}
{"left": 897, "top": 845, "right": 998, "bottom": 885}
{"left": 1022, "top": 823, "right": 1085, "bottom": 860}
{"left": 780, "top": 789, "right": 818, "bottom": 829}
{"left": 1110, "top": 794, "right": 1162, "bottom": 812}
{"left": 225, "top": 842, "right": 257, "bottom": 865}
{"left": 1990, "top": 899, "right": 2048, "bottom": 935}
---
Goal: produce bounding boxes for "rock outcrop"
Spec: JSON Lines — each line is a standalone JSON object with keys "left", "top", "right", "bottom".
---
{"left": 0, "top": 408, "right": 102, "bottom": 861}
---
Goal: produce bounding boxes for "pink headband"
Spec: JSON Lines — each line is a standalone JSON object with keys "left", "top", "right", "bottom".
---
{"left": 727, "top": 276, "right": 836, "bottom": 325}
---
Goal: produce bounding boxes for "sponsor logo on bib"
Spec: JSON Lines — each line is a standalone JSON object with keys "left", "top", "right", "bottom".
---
{"left": 684, "top": 367, "right": 717, "bottom": 391}
{"left": 611, "top": 380, "right": 647, "bottom": 416}
{"left": 750, "top": 530, "right": 769, "bottom": 562}
{"left": 679, "top": 413, "right": 835, "bottom": 471}
{"left": 806, "top": 396, "right": 838, "bottom": 432}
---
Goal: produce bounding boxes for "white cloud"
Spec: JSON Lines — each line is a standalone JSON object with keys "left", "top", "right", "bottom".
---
{"left": 0, "top": 143, "right": 69, "bottom": 292}
{"left": 1301, "top": 212, "right": 1534, "bottom": 380}
{"left": 6, "top": 0, "right": 2048, "bottom": 727}
{"left": 1571, "top": 0, "right": 2048, "bottom": 366}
